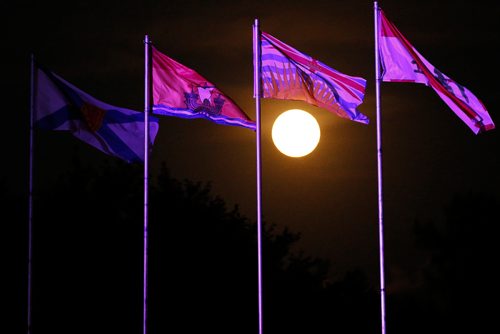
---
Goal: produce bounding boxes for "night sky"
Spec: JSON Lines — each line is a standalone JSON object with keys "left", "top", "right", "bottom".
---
{"left": 4, "top": 0, "right": 500, "bottom": 331}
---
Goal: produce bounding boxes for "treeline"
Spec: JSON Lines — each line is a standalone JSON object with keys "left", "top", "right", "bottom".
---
{"left": 3, "top": 160, "right": 498, "bottom": 333}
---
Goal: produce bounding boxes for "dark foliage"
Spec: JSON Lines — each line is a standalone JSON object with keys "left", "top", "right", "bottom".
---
{"left": 7, "top": 160, "right": 379, "bottom": 334}
{"left": 390, "top": 192, "right": 499, "bottom": 333}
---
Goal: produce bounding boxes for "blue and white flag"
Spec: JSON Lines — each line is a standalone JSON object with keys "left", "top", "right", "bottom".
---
{"left": 35, "top": 64, "right": 159, "bottom": 162}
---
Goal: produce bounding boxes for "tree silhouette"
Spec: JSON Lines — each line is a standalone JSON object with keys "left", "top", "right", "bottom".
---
{"left": 2, "top": 180, "right": 28, "bottom": 334}
{"left": 396, "top": 192, "right": 499, "bottom": 333}
{"left": 148, "top": 162, "right": 379, "bottom": 334}
{"left": 18, "top": 160, "right": 379, "bottom": 334}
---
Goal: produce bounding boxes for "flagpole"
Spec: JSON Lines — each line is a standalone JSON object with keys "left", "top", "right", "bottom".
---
{"left": 253, "top": 18, "right": 264, "bottom": 334}
{"left": 143, "top": 34, "right": 151, "bottom": 334}
{"left": 374, "top": 2, "right": 387, "bottom": 334}
{"left": 27, "top": 53, "right": 35, "bottom": 334}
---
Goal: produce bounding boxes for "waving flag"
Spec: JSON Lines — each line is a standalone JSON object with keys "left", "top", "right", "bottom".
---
{"left": 152, "top": 47, "right": 255, "bottom": 130}
{"left": 260, "top": 31, "right": 369, "bottom": 124}
{"left": 35, "top": 64, "right": 159, "bottom": 162}
{"left": 378, "top": 9, "right": 494, "bottom": 134}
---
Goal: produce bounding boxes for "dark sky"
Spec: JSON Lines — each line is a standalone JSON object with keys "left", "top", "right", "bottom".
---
{"left": 4, "top": 0, "right": 500, "bottom": 289}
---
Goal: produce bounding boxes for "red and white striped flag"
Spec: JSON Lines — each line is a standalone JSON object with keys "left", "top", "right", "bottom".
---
{"left": 260, "top": 32, "right": 369, "bottom": 124}
{"left": 378, "top": 9, "right": 494, "bottom": 134}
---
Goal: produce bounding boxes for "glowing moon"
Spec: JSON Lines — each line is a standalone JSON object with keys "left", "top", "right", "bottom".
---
{"left": 272, "top": 109, "right": 321, "bottom": 158}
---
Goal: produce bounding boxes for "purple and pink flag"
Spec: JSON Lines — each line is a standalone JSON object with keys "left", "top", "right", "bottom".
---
{"left": 260, "top": 31, "right": 369, "bottom": 124}
{"left": 378, "top": 10, "right": 494, "bottom": 134}
{"left": 152, "top": 47, "right": 256, "bottom": 130}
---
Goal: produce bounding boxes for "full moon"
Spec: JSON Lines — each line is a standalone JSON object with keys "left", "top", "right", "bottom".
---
{"left": 272, "top": 109, "right": 321, "bottom": 158}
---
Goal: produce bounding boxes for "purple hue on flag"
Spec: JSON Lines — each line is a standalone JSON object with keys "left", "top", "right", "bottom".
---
{"left": 378, "top": 10, "right": 495, "bottom": 134}
{"left": 260, "top": 31, "right": 369, "bottom": 124}
{"left": 152, "top": 47, "right": 256, "bottom": 130}
{"left": 35, "top": 64, "right": 159, "bottom": 162}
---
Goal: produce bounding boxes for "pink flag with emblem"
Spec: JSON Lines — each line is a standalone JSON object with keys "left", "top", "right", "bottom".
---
{"left": 260, "top": 31, "right": 369, "bottom": 124}
{"left": 378, "top": 9, "right": 494, "bottom": 134}
{"left": 152, "top": 47, "right": 255, "bottom": 130}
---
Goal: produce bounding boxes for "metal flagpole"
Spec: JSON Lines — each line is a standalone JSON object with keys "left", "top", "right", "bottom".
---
{"left": 253, "top": 18, "right": 264, "bottom": 334}
{"left": 373, "top": 2, "right": 387, "bottom": 334}
{"left": 143, "top": 34, "right": 152, "bottom": 334}
{"left": 27, "top": 53, "right": 35, "bottom": 334}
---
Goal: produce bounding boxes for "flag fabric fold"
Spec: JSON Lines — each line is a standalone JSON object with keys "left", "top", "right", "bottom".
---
{"left": 152, "top": 47, "right": 256, "bottom": 130}
{"left": 35, "top": 64, "right": 159, "bottom": 163}
{"left": 378, "top": 9, "right": 494, "bottom": 134}
{"left": 260, "top": 31, "right": 369, "bottom": 124}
